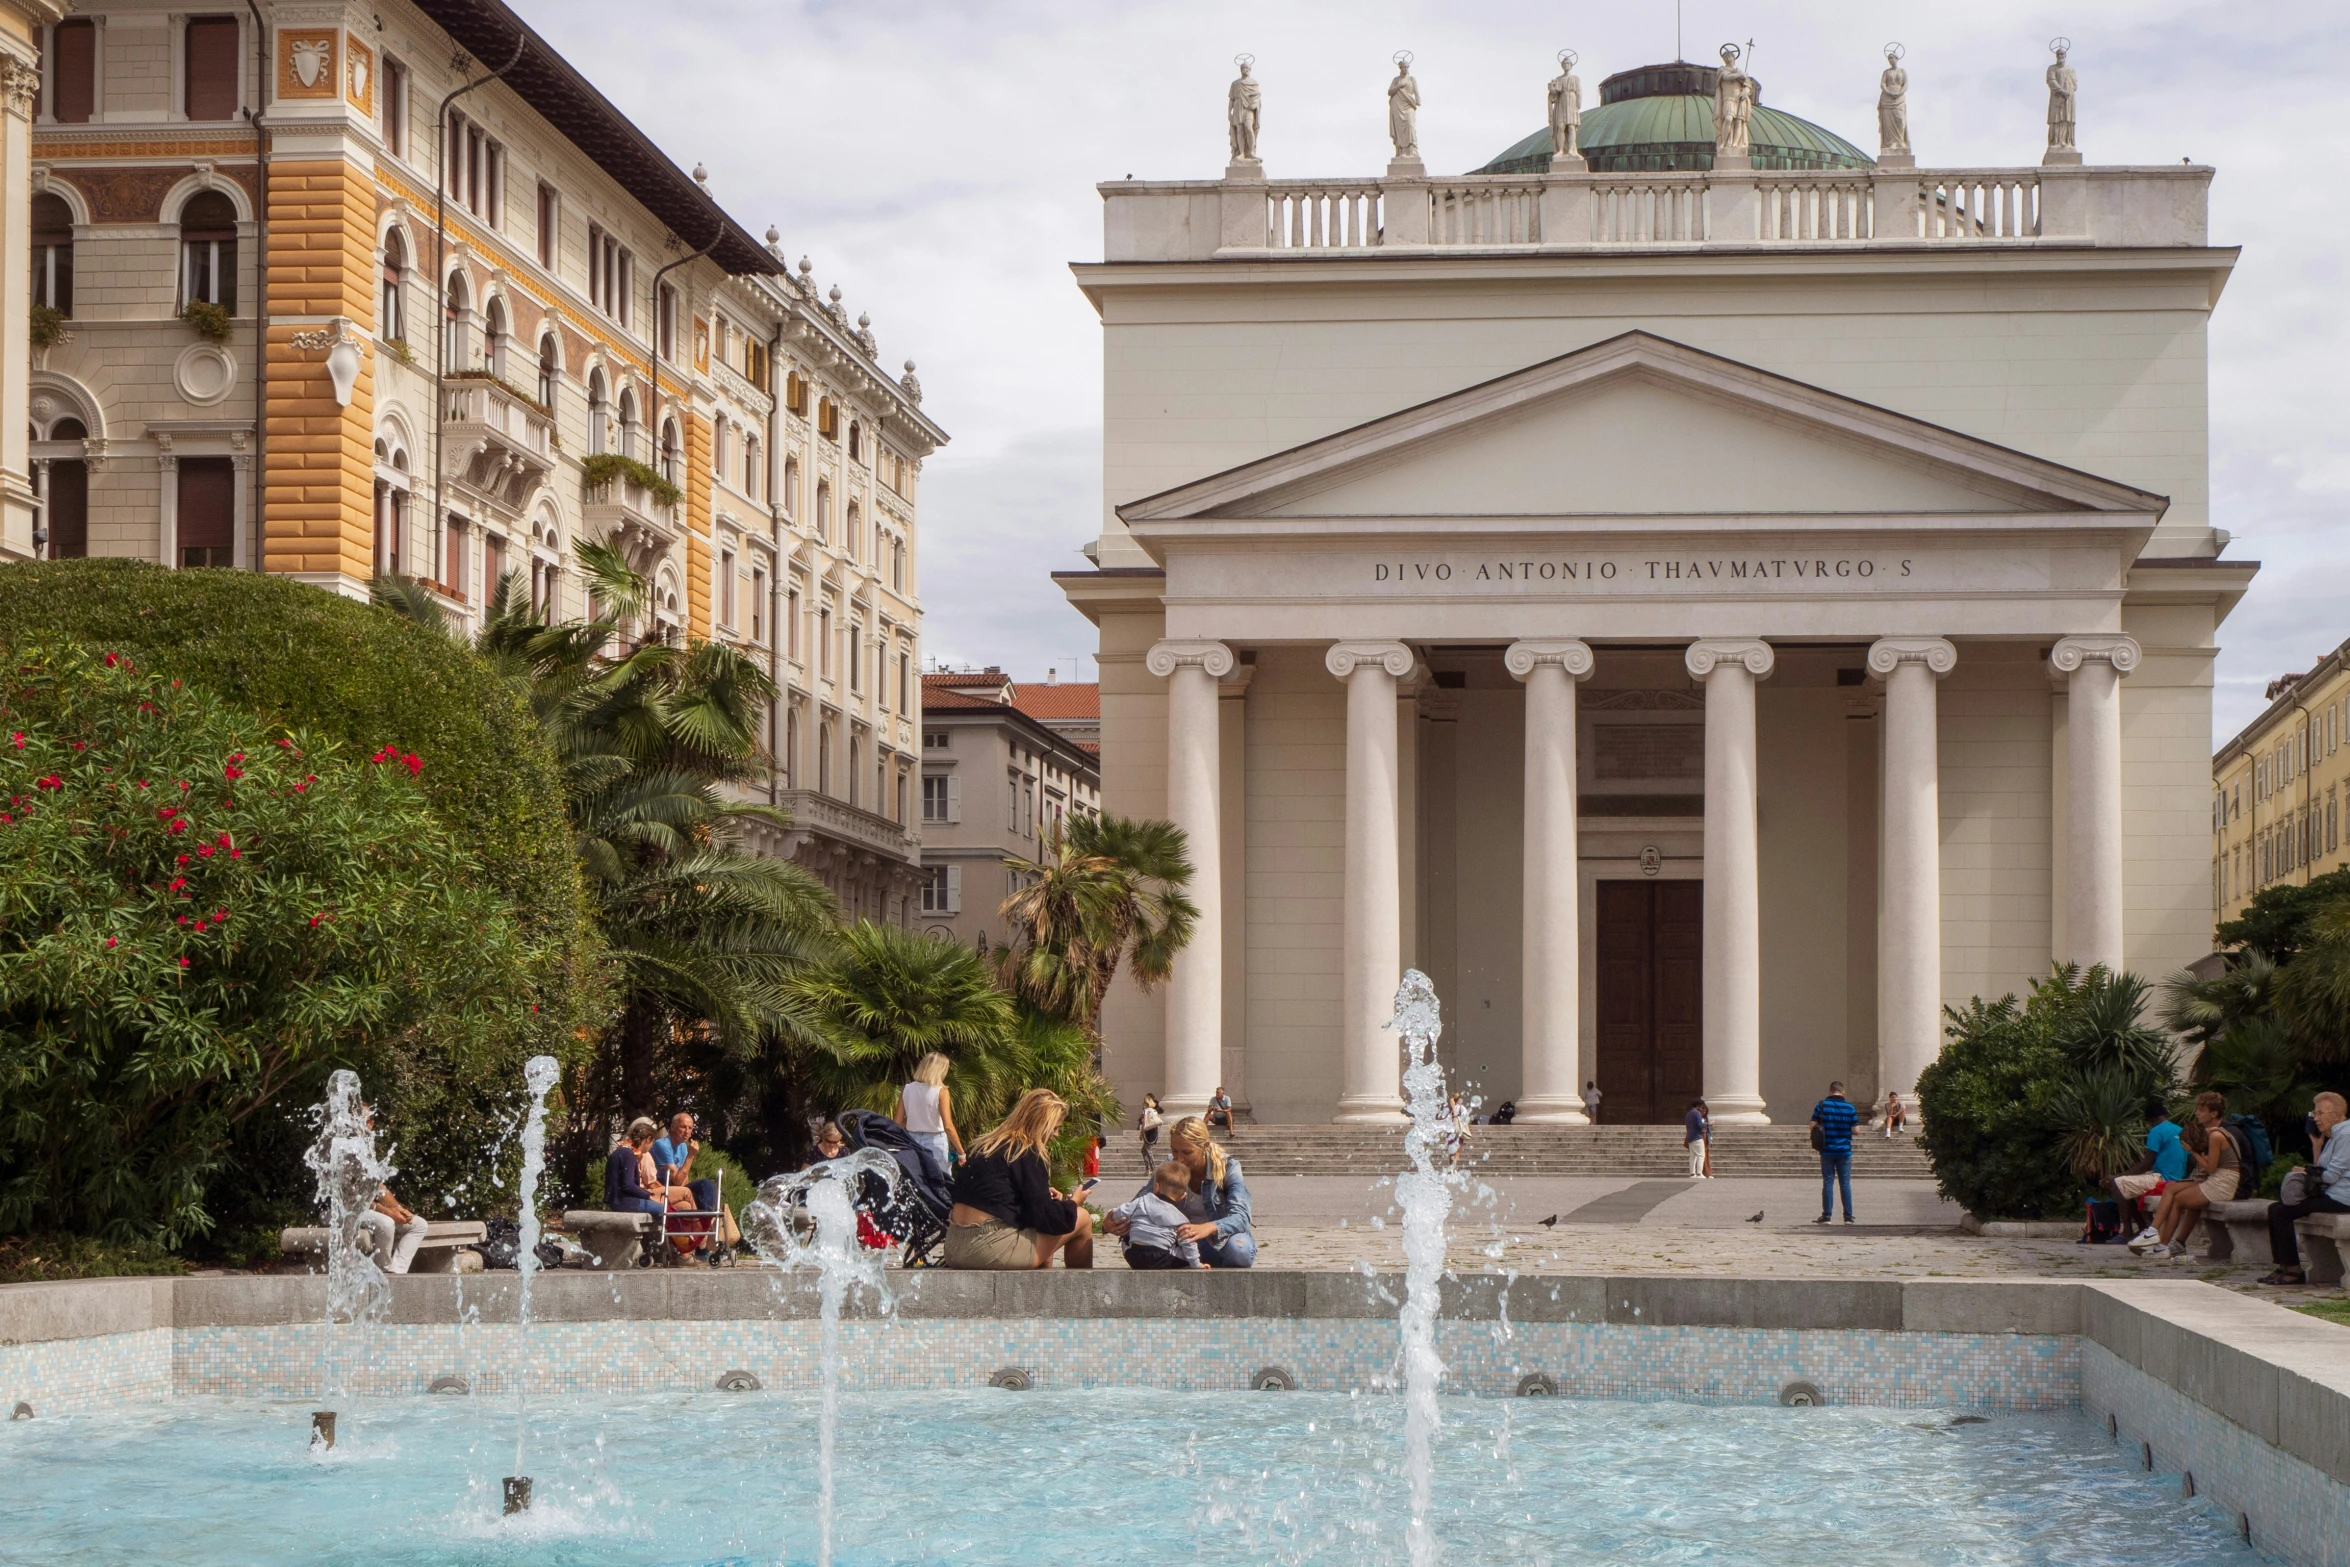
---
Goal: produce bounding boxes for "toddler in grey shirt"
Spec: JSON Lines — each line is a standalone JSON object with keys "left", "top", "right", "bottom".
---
{"left": 1113, "top": 1162, "right": 1201, "bottom": 1269}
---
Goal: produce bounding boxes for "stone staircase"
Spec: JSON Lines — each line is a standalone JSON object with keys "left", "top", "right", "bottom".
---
{"left": 1098, "top": 1123, "right": 1934, "bottom": 1181}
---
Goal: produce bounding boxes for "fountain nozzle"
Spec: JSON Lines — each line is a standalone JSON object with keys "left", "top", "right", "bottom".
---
{"left": 309, "top": 1410, "right": 336, "bottom": 1449}
{"left": 503, "top": 1476, "right": 533, "bottom": 1514}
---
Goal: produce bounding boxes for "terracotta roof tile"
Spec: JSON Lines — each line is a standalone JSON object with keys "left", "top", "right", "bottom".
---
{"left": 1010, "top": 683, "right": 1100, "bottom": 721}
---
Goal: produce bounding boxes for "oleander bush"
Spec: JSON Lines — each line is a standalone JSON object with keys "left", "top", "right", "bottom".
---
{"left": 0, "top": 645, "right": 567, "bottom": 1244}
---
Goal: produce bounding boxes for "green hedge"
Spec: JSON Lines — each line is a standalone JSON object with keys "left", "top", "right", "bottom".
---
{"left": 0, "top": 561, "right": 608, "bottom": 1232}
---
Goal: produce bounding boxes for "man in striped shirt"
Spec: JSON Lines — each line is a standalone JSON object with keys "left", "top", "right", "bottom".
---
{"left": 1812, "top": 1082, "right": 1861, "bottom": 1224}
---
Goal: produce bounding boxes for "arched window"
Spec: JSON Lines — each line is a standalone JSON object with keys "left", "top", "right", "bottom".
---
{"left": 378, "top": 229, "right": 406, "bottom": 342}
{"left": 846, "top": 499, "right": 861, "bottom": 561}
{"left": 617, "top": 387, "right": 638, "bottom": 460}
{"left": 815, "top": 479, "right": 831, "bottom": 543}
{"left": 32, "top": 194, "right": 73, "bottom": 316}
{"left": 711, "top": 417, "right": 729, "bottom": 486}
{"left": 178, "top": 190, "right": 238, "bottom": 311}
{"left": 482, "top": 296, "right": 508, "bottom": 379}
{"left": 848, "top": 421, "right": 861, "bottom": 462}
{"left": 744, "top": 434, "right": 761, "bottom": 501}
{"left": 783, "top": 454, "right": 799, "bottom": 518}
{"left": 537, "top": 334, "right": 559, "bottom": 413}
{"left": 659, "top": 418, "right": 679, "bottom": 485}
{"left": 38, "top": 415, "right": 89, "bottom": 561}
{"left": 892, "top": 537, "right": 905, "bottom": 593}
{"left": 587, "top": 370, "right": 609, "bottom": 455}
{"left": 442, "top": 269, "right": 470, "bottom": 368}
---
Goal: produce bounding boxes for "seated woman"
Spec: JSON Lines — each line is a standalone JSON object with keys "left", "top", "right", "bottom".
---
{"left": 2145, "top": 1095, "right": 2241, "bottom": 1259}
{"left": 605, "top": 1117, "right": 673, "bottom": 1218}
{"left": 944, "top": 1089, "right": 1094, "bottom": 1270}
{"left": 1882, "top": 1092, "right": 1909, "bottom": 1137}
{"left": 1107, "top": 1116, "right": 1256, "bottom": 1268}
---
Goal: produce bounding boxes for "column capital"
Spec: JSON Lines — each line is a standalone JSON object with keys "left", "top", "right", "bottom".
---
{"left": 1325, "top": 640, "right": 1415, "bottom": 680}
{"left": 1685, "top": 639, "right": 1774, "bottom": 680}
{"left": 1145, "top": 639, "right": 1236, "bottom": 680}
{"left": 1504, "top": 639, "right": 1594, "bottom": 681}
{"left": 2049, "top": 634, "right": 2141, "bottom": 677}
{"left": 1866, "top": 637, "right": 1956, "bottom": 678}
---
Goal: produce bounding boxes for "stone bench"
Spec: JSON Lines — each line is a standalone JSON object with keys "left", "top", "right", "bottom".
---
{"left": 280, "top": 1220, "right": 486, "bottom": 1274}
{"left": 561, "top": 1210, "right": 656, "bottom": 1269}
{"left": 2200, "top": 1200, "right": 2350, "bottom": 1283}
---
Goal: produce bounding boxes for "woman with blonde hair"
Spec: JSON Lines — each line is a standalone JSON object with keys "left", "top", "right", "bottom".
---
{"left": 1106, "top": 1115, "right": 1256, "bottom": 1268}
{"left": 944, "top": 1088, "right": 1095, "bottom": 1269}
{"left": 894, "top": 1051, "right": 963, "bottom": 1178}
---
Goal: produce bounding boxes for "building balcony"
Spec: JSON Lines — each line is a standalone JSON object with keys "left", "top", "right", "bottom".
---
{"left": 581, "top": 461, "right": 683, "bottom": 574}
{"left": 442, "top": 374, "right": 555, "bottom": 514}
{"left": 763, "top": 787, "right": 918, "bottom": 863}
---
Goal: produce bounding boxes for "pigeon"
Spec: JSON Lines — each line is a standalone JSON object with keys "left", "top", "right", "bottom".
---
{"left": 1746, "top": 1211, "right": 1765, "bottom": 1224}
{"left": 1538, "top": 1214, "right": 1559, "bottom": 1228}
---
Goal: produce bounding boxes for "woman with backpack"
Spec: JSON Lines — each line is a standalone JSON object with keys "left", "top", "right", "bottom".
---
{"left": 2135, "top": 1092, "right": 2241, "bottom": 1260}
{"left": 1137, "top": 1094, "right": 1163, "bottom": 1162}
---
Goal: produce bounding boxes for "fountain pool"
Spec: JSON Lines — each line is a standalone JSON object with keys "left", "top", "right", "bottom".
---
{"left": 0, "top": 1388, "right": 2269, "bottom": 1565}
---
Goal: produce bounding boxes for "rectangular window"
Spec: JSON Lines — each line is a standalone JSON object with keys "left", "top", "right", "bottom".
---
{"left": 382, "top": 56, "right": 408, "bottom": 155}
{"left": 922, "top": 774, "right": 949, "bottom": 822}
{"left": 720, "top": 548, "right": 737, "bottom": 629}
{"left": 658, "top": 283, "right": 676, "bottom": 361}
{"left": 848, "top": 623, "right": 862, "bottom": 692}
{"left": 898, "top": 652, "right": 911, "bottom": 714}
{"left": 924, "top": 731, "right": 947, "bottom": 750}
{"left": 184, "top": 16, "right": 239, "bottom": 122}
{"left": 51, "top": 18, "right": 96, "bottom": 123}
{"left": 536, "top": 183, "right": 559, "bottom": 268}
{"left": 921, "top": 863, "right": 959, "bottom": 915}
{"left": 176, "top": 458, "right": 235, "bottom": 568}
{"left": 181, "top": 213, "right": 237, "bottom": 312}
{"left": 1025, "top": 778, "right": 1036, "bottom": 837}
{"left": 444, "top": 517, "right": 468, "bottom": 600}
{"left": 483, "top": 531, "right": 506, "bottom": 597}
{"left": 819, "top": 606, "right": 833, "bottom": 680}
{"left": 751, "top": 567, "right": 766, "bottom": 641}
{"left": 1008, "top": 772, "right": 1021, "bottom": 832}
{"left": 787, "top": 589, "right": 801, "bottom": 661}
{"left": 896, "top": 771, "right": 907, "bottom": 827}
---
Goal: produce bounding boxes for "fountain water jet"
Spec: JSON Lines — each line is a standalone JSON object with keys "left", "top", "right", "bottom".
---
{"left": 744, "top": 1150, "right": 905, "bottom": 1567}
{"left": 1390, "top": 969, "right": 1459, "bottom": 1567}
{"left": 302, "top": 1068, "right": 390, "bottom": 1447}
{"left": 504, "top": 1055, "right": 561, "bottom": 1513}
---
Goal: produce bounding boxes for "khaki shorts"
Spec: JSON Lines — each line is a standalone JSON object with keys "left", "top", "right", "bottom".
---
{"left": 2194, "top": 1168, "right": 2239, "bottom": 1204}
{"left": 2113, "top": 1172, "right": 2166, "bottom": 1203}
{"left": 944, "top": 1217, "right": 1045, "bottom": 1270}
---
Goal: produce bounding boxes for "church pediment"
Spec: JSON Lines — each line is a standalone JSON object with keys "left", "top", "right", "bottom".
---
{"left": 1118, "top": 331, "right": 2168, "bottom": 528}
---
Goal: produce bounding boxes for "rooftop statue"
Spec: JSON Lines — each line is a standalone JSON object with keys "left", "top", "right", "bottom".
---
{"left": 1877, "top": 44, "right": 1909, "bottom": 155}
{"left": 1228, "top": 55, "right": 1261, "bottom": 163}
{"left": 2045, "top": 39, "right": 2077, "bottom": 152}
{"left": 1547, "top": 50, "right": 1582, "bottom": 162}
{"left": 1714, "top": 44, "right": 1754, "bottom": 156}
{"left": 1388, "top": 52, "right": 1420, "bottom": 162}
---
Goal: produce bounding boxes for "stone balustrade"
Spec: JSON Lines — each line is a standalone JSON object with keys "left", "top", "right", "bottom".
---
{"left": 1102, "top": 162, "right": 2209, "bottom": 261}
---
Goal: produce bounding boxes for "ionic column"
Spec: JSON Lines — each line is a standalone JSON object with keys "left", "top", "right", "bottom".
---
{"left": 1506, "top": 638, "right": 1594, "bottom": 1123}
{"left": 1328, "top": 640, "right": 1416, "bottom": 1123}
{"left": 1147, "top": 639, "right": 1235, "bottom": 1116}
{"left": 1686, "top": 639, "right": 1774, "bottom": 1124}
{"left": 1868, "top": 637, "right": 1956, "bottom": 1103}
{"left": 2050, "top": 635, "right": 2139, "bottom": 971}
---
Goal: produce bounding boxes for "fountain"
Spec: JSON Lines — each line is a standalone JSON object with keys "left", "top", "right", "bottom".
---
{"left": 743, "top": 1150, "right": 906, "bottom": 1567}
{"left": 1390, "top": 969, "right": 1460, "bottom": 1567}
{"left": 503, "top": 1055, "right": 562, "bottom": 1514}
{"left": 301, "top": 1068, "right": 391, "bottom": 1448}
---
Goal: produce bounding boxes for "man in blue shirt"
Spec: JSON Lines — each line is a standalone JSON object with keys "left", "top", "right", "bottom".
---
{"left": 1811, "top": 1082, "right": 1860, "bottom": 1223}
{"left": 2263, "top": 1091, "right": 2349, "bottom": 1286}
{"left": 652, "top": 1112, "right": 720, "bottom": 1222}
{"left": 2113, "top": 1106, "right": 2189, "bottom": 1247}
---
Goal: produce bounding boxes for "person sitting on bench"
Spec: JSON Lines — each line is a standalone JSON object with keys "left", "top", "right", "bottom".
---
{"left": 653, "top": 1113, "right": 720, "bottom": 1221}
{"left": 2262, "top": 1091, "right": 2350, "bottom": 1286}
{"left": 605, "top": 1118, "right": 672, "bottom": 1218}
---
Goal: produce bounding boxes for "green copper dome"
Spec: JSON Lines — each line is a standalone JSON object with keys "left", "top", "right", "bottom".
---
{"left": 1477, "top": 61, "right": 1871, "bottom": 175}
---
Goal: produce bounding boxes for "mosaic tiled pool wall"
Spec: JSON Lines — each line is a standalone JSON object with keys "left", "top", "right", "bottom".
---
{"left": 2085, "top": 1342, "right": 2350, "bottom": 1567}
{"left": 1, "top": 1328, "right": 171, "bottom": 1417}
{"left": 172, "top": 1319, "right": 2078, "bottom": 1408}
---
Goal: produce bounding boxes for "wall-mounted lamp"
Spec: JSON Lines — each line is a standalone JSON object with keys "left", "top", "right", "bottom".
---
{"left": 290, "top": 317, "right": 367, "bottom": 408}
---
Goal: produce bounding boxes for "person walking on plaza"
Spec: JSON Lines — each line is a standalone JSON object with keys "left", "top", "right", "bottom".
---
{"left": 2261, "top": 1091, "right": 2349, "bottom": 1286}
{"left": 1684, "top": 1099, "right": 1711, "bottom": 1178}
{"left": 1581, "top": 1080, "right": 1603, "bottom": 1123}
{"left": 1811, "top": 1081, "right": 1860, "bottom": 1224}
{"left": 1137, "top": 1094, "right": 1163, "bottom": 1162}
{"left": 894, "top": 1052, "right": 964, "bottom": 1179}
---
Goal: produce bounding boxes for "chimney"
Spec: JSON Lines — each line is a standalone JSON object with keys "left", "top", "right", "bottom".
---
{"left": 1048, "top": 667, "right": 1058, "bottom": 685}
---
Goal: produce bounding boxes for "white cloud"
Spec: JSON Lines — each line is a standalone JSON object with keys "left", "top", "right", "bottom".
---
{"left": 521, "top": 0, "right": 2350, "bottom": 737}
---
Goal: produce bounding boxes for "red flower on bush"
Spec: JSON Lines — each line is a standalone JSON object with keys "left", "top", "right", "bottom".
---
{"left": 197, "top": 844, "right": 214, "bottom": 858}
{"left": 136, "top": 780, "right": 150, "bottom": 790}
{"left": 177, "top": 956, "right": 190, "bottom": 969}
{"left": 71, "top": 741, "right": 86, "bottom": 751}
{"left": 8, "top": 732, "right": 22, "bottom": 749}
{"left": 404, "top": 753, "right": 423, "bottom": 777}
{"left": 36, "top": 775, "right": 61, "bottom": 790}
{"left": 103, "top": 652, "right": 121, "bottom": 667}
{"left": 176, "top": 855, "right": 189, "bottom": 867}
{"left": 167, "top": 878, "right": 187, "bottom": 895}
{"left": 169, "top": 820, "right": 188, "bottom": 835}
{"left": 103, "top": 937, "right": 117, "bottom": 950}
{"left": 223, "top": 764, "right": 244, "bottom": 781}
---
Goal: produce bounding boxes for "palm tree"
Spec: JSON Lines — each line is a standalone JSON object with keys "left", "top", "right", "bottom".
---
{"left": 997, "top": 812, "right": 1198, "bottom": 1033}
{"left": 788, "top": 921, "right": 1017, "bottom": 1114}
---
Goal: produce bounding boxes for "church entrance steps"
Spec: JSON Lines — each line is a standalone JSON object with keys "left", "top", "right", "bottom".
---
{"left": 1094, "top": 1124, "right": 1935, "bottom": 1181}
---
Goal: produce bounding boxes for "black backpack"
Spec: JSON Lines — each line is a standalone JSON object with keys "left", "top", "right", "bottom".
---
{"left": 2222, "top": 1115, "right": 2272, "bottom": 1186}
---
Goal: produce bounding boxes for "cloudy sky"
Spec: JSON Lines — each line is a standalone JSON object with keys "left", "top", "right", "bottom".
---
{"left": 524, "top": 0, "right": 2342, "bottom": 742}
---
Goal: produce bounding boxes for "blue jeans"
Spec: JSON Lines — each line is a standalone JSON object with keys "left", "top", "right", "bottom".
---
{"left": 614, "top": 1194, "right": 666, "bottom": 1217}
{"left": 1198, "top": 1231, "right": 1257, "bottom": 1269}
{"left": 1820, "top": 1152, "right": 1853, "bottom": 1219}
{"left": 682, "top": 1178, "right": 719, "bottom": 1215}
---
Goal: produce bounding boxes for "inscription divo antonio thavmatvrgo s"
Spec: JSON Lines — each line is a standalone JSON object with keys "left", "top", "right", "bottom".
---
{"left": 1368, "top": 556, "right": 1916, "bottom": 587}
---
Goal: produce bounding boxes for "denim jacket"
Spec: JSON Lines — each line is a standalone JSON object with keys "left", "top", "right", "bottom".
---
{"left": 1134, "top": 1157, "right": 1253, "bottom": 1241}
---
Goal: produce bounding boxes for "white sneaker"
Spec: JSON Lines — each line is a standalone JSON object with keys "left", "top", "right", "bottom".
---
{"left": 2125, "top": 1227, "right": 2160, "bottom": 1253}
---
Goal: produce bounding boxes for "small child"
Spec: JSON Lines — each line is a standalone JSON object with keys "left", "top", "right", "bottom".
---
{"left": 1112, "top": 1162, "right": 1200, "bottom": 1270}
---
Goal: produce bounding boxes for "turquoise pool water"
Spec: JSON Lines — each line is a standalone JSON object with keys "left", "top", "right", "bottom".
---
{"left": 0, "top": 1389, "right": 2267, "bottom": 1565}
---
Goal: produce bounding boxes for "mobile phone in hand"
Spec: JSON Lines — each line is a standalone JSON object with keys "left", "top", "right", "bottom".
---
{"left": 1074, "top": 1177, "right": 1100, "bottom": 1195}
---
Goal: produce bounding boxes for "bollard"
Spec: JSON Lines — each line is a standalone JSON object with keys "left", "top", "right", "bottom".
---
{"left": 503, "top": 1476, "right": 532, "bottom": 1515}
{"left": 310, "top": 1410, "right": 336, "bottom": 1449}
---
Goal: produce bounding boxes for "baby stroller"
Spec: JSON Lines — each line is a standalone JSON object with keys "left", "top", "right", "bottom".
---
{"left": 838, "top": 1110, "right": 953, "bottom": 1268}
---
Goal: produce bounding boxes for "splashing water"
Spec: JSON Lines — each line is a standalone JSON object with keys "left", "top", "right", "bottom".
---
{"left": 1390, "top": 968, "right": 1458, "bottom": 1567}
{"left": 303, "top": 1068, "right": 391, "bottom": 1410}
{"left": 743, "top": 1150, "right": 905, "bottom": 1567}
{"left": 509, "top": 1055, "right": 562, "bottom": 1490}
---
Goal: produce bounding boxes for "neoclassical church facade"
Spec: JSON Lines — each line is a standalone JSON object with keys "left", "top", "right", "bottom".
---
{"left": 1060, "top": 57, "right": 2250, "bottom": 1126}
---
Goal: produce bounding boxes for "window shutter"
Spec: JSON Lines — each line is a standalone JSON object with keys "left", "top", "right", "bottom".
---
{"left": 184, "top": 17, "right": 240, "bottom": 122}
{"left": 175, "top": 457, "right": 235, "bottom": 567}
{"left": 945, "top": 772, "right": 961, "bottom": 823}
{"left": 53, "top": 19, "right": 97, "bottom": 123}
{"left": 945, "top": 865, "right": 961, "bottom": 914}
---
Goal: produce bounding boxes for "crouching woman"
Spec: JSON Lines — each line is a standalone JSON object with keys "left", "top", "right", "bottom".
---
{"left": 1107, "top": 1115, "right": 1257, "bottom": 1268}
{"left": 945, "top": 1088, "right": 1094, "bottom": 1270}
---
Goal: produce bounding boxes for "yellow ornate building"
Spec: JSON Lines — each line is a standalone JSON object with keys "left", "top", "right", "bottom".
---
{"left": 2213, "top": 643, "right": 2350, "bottom": 925}
{"left": 17, "top": 0, "right": 944, "bottom": 921}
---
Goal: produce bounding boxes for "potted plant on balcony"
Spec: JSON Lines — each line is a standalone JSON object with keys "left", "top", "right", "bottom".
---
{"left": 30, "top": 304, "right": 66, "bottom": 350}
{"left": 180, "top": 301, "right": 233, "bottom": 342}
{"left": 581, "top": 451, "right": 683, "bottom": 511}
